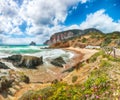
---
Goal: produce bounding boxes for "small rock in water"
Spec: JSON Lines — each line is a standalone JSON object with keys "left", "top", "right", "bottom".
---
{"left": 29, "top": 41, "right": 36, "bottom": 46}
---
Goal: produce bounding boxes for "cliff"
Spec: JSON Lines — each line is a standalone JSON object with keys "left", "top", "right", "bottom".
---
{"left": 44, "top": 29, "right": 83, "bottom": 45}
{"left": 47, "top": 28, "right": 120, "bottom": 48}
{"left": 44, "top": 28, "right": 103, "bottom": 45}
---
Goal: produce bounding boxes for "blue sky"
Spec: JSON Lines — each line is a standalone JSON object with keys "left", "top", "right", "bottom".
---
{"left": 0, "top": 0, "right": 120, "bottom": 45}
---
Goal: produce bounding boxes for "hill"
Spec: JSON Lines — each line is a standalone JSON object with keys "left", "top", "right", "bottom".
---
{"left": 20, "top": 50, "right": 120, "bottom": 100}
{"left": 45, "top": 28, "right": 120, "bottom": 48}
{"left": 44, "top": 28, "right": 103, "bottom": 45}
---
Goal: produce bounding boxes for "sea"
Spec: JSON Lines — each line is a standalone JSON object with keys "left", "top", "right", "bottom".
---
{"left": 0, "top": 45, "right": 75, "bottom": 82}
{"left": 0, "top": 45, "right": 74, "bottom": 62}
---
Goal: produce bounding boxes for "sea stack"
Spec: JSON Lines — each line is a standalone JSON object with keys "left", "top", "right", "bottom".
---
{"left": 30, "top": 41, "right": 36, "bottom": 46}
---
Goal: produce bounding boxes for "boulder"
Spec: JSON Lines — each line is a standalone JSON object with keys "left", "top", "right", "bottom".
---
{"left": 51, "top": 57, "right": 66, "bottom": 67}
{"left": 4, "top": 55, "right": 22, "bottom": 62}
{"left": 0, "top": 62, "right": 10, "bottom": 69}
{"left": 4, "top": 55, "right": 43, "bottom": 69}
{"left": 8, "top": 88, "right": 17, "bottom": 96}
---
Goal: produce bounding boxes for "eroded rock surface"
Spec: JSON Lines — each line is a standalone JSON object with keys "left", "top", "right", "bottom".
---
{"left": 4, "top": 55, "right": 43, "bottom": 68}
{"left": 51, "top": 57, "right": 66, "bottom": 67}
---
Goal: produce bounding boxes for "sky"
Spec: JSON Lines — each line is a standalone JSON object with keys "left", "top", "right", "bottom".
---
{"left": 0, "top": 0, "right": 120, "bottom": 45}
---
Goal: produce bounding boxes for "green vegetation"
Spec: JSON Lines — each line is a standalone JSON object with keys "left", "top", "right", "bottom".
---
{"left": 102, "top": 36, "right": 112, "bottom": 46}
{"left": 81, "top": 38, "right": 87, "bottom": 43}
{"left": 72, "top": 76, "right": 78, "bottom": 83}
{"left": 99, "top": 60, "right": 111, "bottom": 67}
{"left": 19, "top": 72, "right": 30, "bottom": 83}
{"left": 20, "top": 51, "right": 120, "bottom": 100}
{"left": 89, "top": 50, "right": 104, "bottom": 63}
{"left": 20, "top": 73, "right": 111, "bottom": 100}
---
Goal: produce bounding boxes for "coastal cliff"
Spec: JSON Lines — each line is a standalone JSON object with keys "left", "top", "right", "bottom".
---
{"left": 44, "top": 28, "right": 102, "bottom": 45}
{"left": 45, "top": 28, "right": 120, "bottom": 48}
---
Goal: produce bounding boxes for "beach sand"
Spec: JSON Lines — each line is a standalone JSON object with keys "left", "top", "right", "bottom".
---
{"left": 19, "top": 47, "right": 98, "bottom": 83}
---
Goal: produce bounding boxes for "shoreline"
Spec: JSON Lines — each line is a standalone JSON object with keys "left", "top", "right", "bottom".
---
{"left": 65, "top": 47, "right": 98, "bottom": 61}
{"left": 0, "top": 47, "right": 99, "bottom": 100}
{"left": 63, "top": 47, "right": 84, "bottom": 69}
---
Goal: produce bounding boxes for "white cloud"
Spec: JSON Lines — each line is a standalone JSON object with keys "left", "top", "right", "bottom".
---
{"left": 0, "top": 0, "right": 82, "bottom": 44}
{"left": 80, "top": 9, "right": 120, "bottom": 33}
{"left": 80, "top": 0, "right": 89, "bottom": 4}
{"left": 0, "top": 0, "right": 89, "bottom": 44}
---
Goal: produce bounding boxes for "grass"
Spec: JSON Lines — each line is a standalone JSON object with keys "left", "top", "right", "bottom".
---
{"left": 89, "top": 50, "right": 104, "bottom": 63}
{"left": 99, "top": 60, "right": 111, "bottom": 67}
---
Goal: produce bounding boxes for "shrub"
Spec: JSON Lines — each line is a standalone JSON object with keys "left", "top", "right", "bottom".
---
{"left": 82, "top": 38, "right": 87, "bottom": 43}
{"left": 20, "top": 75, "right": 30, "bottom": 83}
{"left": 89, "top": 51, "right": 104, "bottom": 63}
{"left": 72, "top": 76, "right": 78, "bottom": 83}
{"left": 100, "top": 60, "right": 111, "bottom": 67}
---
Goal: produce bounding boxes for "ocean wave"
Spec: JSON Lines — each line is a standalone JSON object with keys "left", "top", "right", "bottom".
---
{"left": 0, "top": 46, "right": 74, "bottom": 61}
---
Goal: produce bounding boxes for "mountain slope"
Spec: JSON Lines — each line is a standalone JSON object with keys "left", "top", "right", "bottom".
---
{"left": 45, "top": 28, "right": 120, "bottom": 48}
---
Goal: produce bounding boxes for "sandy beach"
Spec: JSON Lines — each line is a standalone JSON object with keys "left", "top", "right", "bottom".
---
{"left": 0, "top": 47, "right": 99, "bottom": 100}
{"left": 65, "top": 47, "right": 98, "bottom": 61}
{"left": 17, "top": 47, "right": 98, "bottom": 83}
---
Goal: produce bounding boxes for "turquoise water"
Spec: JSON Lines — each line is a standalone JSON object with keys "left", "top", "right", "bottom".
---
{"left": 0, "top": 45, "right": 74, "bottom": 61}
{"left": 0, "top": 45, "right": 46, "bottom": 54}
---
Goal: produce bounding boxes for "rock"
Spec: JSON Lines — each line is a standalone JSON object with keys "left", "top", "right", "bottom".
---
{"left": 4, "top": 55, "right": 22, "bottom": 62}
{"left": 8, "top": 88, "right": 17, "bottom": 96}
{"left": 13, "top": 85, "right": 21, "bottom": 90}
{"left": 19, "top": 82, "right": 26, "bottom": 87}
{"left": 4, "top": 55, "right": 43, "bottom": 69}
{"left": 44, "top": 28, "right": 103, "bottom": 45}
{"left": 51, "top": 57, "right": 66, "bottom": 67}
{"left": 0, "top": 77, "right": 14, "bottom": 92}
{"left": 7, "top": 95, "right": 14, "bottom": 100}
{"left": 29, "top": 41, "right": 36, "bottom": 46}
{"left": 0, "top": 62, "right": 10, "bottom": 69}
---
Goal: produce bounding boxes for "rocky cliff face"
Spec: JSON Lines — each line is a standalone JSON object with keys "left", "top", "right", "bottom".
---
{"left": 44, "top": 29, "right": 83, "bottom": 45}
{"left": 44, "top": 28, "right": 103, "bottom": 45}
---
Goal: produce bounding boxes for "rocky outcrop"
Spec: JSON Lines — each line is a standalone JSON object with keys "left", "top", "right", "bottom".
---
{"left": 0, "top": 62, "right": 10, "bottom": 69}
{"left": 44, "top": 29, "right": 83, "bottom": 45}
{"left": 29, "top": 41, "right": 36, "bottom": 46}
{"left": 0, "top": 69, "right": 30, "bottom": 98}
{"left": 0, "top": 77, "right": 14, "bottom": 92}
{"left": 51, "top": 57, "right": 66, "bottom": 67}
{"left": 4, "top": 55, "right": 43, "bottom": 69}
{"left": 44, "top": 28, "right": 103, "bottom": 45}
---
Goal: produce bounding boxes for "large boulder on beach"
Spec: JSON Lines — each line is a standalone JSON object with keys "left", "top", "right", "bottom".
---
{"left": 51, "top": 57, "right": 66, "bottom": 67}
{"left": 5, "top": 55, "right": 22, "bottom": 62}
{"left": 4, "top": 55, "right": 43, "bottom": 69}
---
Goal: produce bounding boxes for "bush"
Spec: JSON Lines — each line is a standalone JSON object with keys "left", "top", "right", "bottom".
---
{"left": 82, "top": 38, "right": 87, "bottom": 43}
{"left": 89, "top": 51, "right": 104, "bottom": 63}
{"left": 100, "top": 60, "right": 111, "bottom": 67}
{"left": 20, "top": 75, "right": 30, "bottom": 83}
{"left": 72, "top": 76, "right": 78, "bottom": 83}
